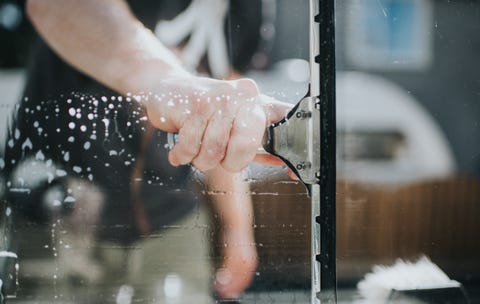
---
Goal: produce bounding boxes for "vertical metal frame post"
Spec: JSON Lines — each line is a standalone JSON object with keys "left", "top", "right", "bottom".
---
{"left": 310, "top": 0, "right": 337, "bottom": 302}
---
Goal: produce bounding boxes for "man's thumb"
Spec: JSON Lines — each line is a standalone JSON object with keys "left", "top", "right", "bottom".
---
{"left": 260, "top": 94, "right": 293, "bottom": 125}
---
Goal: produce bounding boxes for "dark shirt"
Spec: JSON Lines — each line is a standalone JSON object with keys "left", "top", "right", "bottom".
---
{"left": 3, "top": 0, "right": 262, "bottom": 243}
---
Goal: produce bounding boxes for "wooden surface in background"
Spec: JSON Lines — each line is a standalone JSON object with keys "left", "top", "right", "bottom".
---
{"left": 245, "top": 175, "right": 480, "bottom": 284}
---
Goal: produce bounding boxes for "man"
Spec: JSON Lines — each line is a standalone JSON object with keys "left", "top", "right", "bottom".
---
{"left": 3, "top": 0, "right": 290, "bottom": 301}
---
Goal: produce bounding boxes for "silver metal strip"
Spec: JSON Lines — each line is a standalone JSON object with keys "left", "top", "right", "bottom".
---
{"left": 311, "top": 184, "right": 321, "bottom": 304}
{"left": 309, "top": 0, "right": 321, "bottom": 303}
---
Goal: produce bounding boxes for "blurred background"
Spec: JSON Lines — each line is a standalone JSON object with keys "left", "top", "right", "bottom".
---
{"left": 335, "top": 0, "right": 480, "bottom": 297}
{"left": 0, "top": 0, "right": 479, "bottom": 303}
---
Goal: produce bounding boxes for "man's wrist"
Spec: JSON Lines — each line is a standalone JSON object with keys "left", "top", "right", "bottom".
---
{"left": 117, "top": 57, "right": 190, "bottom": 96}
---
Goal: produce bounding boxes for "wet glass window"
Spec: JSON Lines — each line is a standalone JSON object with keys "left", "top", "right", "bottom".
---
{"left": 0, "top": 0, "right": 313, "bottom": 303}
{"left": 1, "top": 0, "right": 479, "bottom": 303}
{"left": 337, "top": 0, "right": 480, "bottom": 302}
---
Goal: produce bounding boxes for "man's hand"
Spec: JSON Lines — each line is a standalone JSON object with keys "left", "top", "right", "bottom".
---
{"left": 27, "top": 0, "right": 291, "bottom": 174}
{"left": 143, "top": 75, "right": 291, "bottom": 173}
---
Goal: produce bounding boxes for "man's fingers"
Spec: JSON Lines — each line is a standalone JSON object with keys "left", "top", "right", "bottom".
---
{"left": 221, "top": 104, "right": 265, "bottom": 172}
{"left": 260, "top": 94, "right": 293, "bottom": 125}
{"left": 253, "top": 155, "right": 299, "bottom": 180}
{"left": 168, "top": 115, "right": 207, "bottom": 166}
{"left": 160, "top": 77, "right": 292, "bottom": 172}
{"left": 253, "top": 154, "right": 286, "bottom": 166}
{"left": 192, "top": 110, "right": 234, "bottom": 171}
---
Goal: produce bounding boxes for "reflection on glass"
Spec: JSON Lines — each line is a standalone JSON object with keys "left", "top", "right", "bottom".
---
{"left": 337, "top": 0, "right": 480, "bottom": 303}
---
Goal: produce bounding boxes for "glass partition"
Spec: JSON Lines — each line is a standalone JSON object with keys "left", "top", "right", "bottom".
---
{"left": 336, "top": 0, "right": 480, "bottom": 302}
{"left": 0, "top": 0, "right": 313, "bottom": 303}
{"left": 3, "top": 1, "right": 478, "bottom": 303}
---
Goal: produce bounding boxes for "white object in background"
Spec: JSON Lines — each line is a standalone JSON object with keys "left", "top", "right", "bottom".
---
{"left": 155, "top": 0, "right": 229, "bottom": 79}
{"left": 355, "top": 256, "right": 461, "bottom": 303}
{"left": 337, "top": 71, "right": 455, "bottom": 184}
{"left": 163, "top": 272, "right": 183, "bottom": 303}
{"left": 116, "top": 285, "right": 134, "bottom": 304}
{"left": 0, "top": 70, "right": 25, "bottom": 155}
{"left": 10, "top": 156, "right": 59, "bottom": 190}
{"left": 0, "top": 251, "right": 17, "bottom": 258}
{"left": 247, "top": 58, "right": 310, "bottom": 104}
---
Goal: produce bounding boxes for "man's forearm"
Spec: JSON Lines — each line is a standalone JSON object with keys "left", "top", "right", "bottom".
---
{"left": 26, "top": 0, "right": 187, "bottom": 95}
{"left": 206, "top": 167, "right": 254, "bottom": 230}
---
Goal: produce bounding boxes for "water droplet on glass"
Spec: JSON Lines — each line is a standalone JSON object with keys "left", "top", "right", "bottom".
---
{"left": 73, "top": 166, "right": 82, "bottom": 173}
{"left": 22, "top": 137, "right": 33, "bottom": 150}
{"left": 68, "top": 108, "right": 76, "bottom": 116}
{"left": 68, "top": 122, "right": 76, "bottom": 130}
{"left": 84, "top": 141, "right": 91, "bottom": 150}
{"left": 56, "top": 169, "right": 67, "bottom": 177}
{"left": 64, "top": 196, "right": 76, "bottom": 203}
{"left": 102, "top": 118, "right": 110, "bottom": 129}
{"left": 80, "top": 125, "right": 87, "bottom": 132}
{"left": 68, "top": 136, "right": 75, "bottom": 143}
{"left": 35, "top": 150, "right": 45, "bottom": 161}
{"left": 14, "top": 128, "right": 20, "bottom": 140}
{"left": 63, "top": 151, "right": 70, "bottom": 162}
